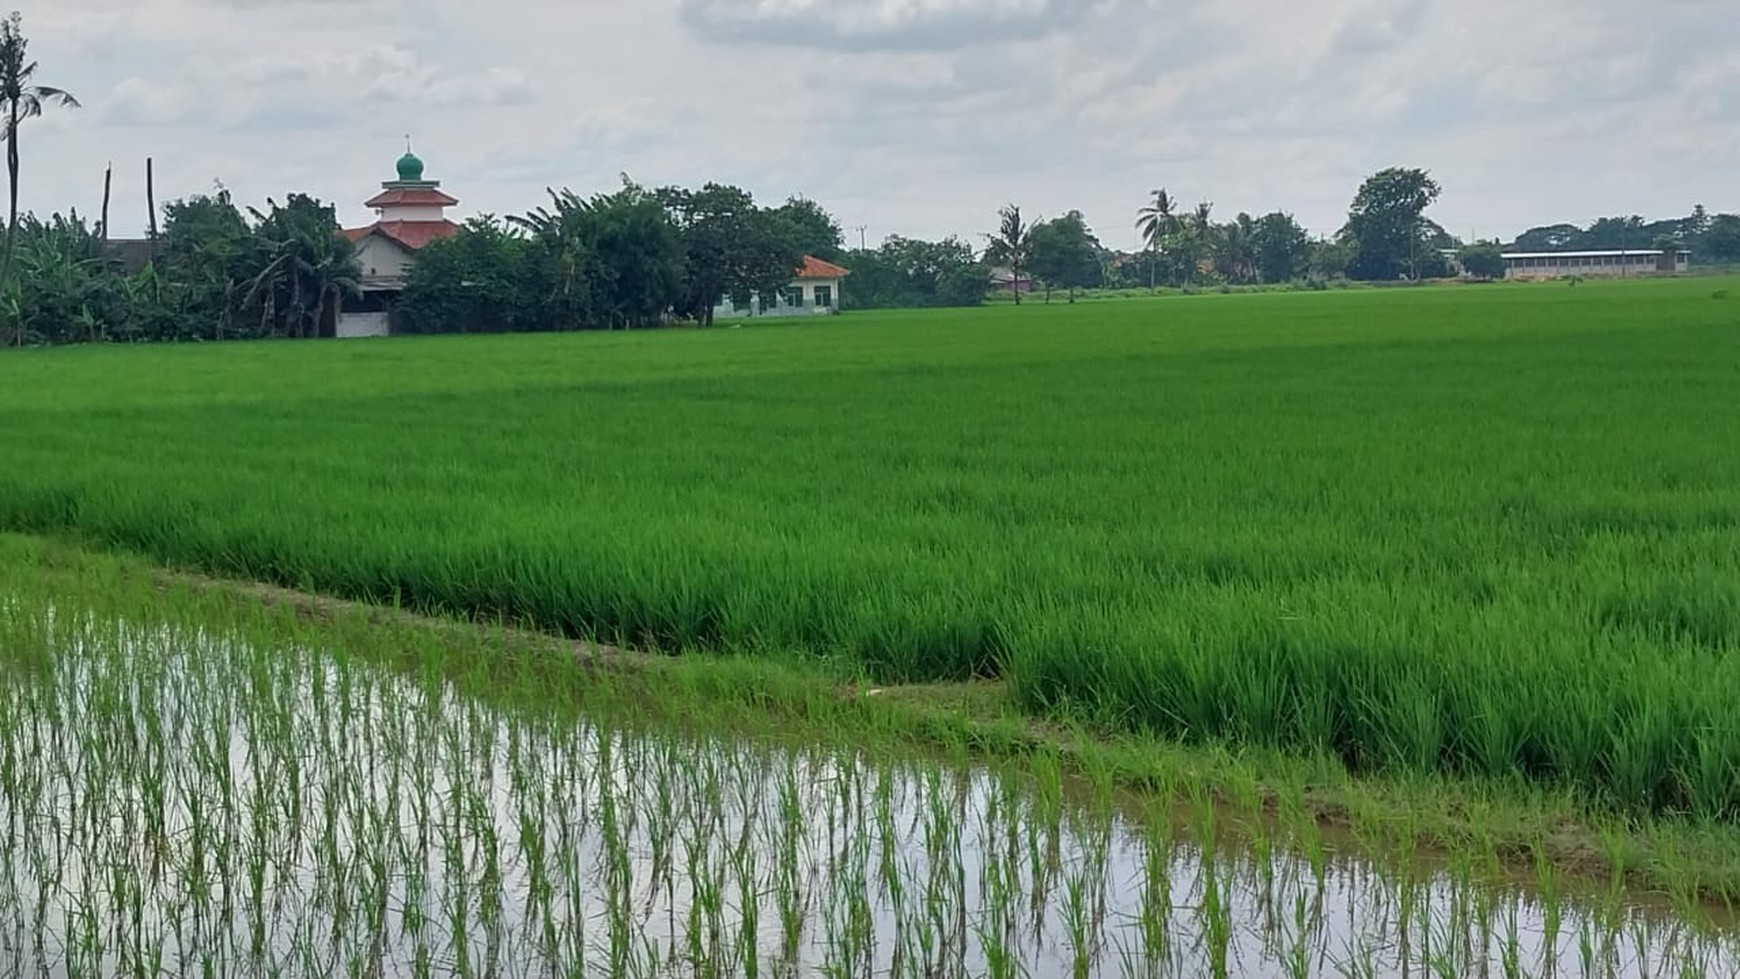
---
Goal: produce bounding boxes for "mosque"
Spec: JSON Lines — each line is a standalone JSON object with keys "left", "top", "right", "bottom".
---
{"left": 337, "top": 146, "right": 460, "bottom": 338}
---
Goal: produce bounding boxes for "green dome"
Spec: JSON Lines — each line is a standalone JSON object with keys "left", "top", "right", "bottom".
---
{"left": 395, "top": 151, "right": 425, "bottom": 182}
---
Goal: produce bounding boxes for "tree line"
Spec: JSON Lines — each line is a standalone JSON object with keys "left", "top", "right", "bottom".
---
{"left": 988, "top": 167, "right": 1740, "bottom": 304}
{"left": 398, "top": 182, "right": 841, "bottom": 333}
{"left": 974, "top": 168, "right": 1447, "bottom": 306}
{"left": 1512, "top": 207, "right": 1740, "bottom": 263}
{"left": 4, "top": 191, "right": 369, "bottom": 344}
{"left": 979, "top": 168, "right": 1464, "bottom": 305}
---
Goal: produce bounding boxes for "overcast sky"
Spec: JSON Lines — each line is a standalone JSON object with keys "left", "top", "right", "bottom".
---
{"left": 21, "top": 0, "right": 1740, "bottom": 249}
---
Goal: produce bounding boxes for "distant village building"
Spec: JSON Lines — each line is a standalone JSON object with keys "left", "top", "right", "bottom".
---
{"left": 337, "top": 148, "right": 460, "bottom": 338}
{"left": 987, "top": 266, "right": 1033, "bottom": 295}
{"left": 1501, "top": 249, "right": 1690, "bottom": 281}
{"left": 713, "top": 256, "right": 849, "bottom": 319}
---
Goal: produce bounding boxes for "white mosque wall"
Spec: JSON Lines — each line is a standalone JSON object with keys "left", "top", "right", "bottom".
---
{"left": 354, "top": 236, "right": 414, "bottom": 289}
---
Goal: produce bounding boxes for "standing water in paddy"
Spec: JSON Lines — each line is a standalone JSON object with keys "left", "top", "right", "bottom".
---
{"left": 0, "top": 602, "right": 1733, "bottom": 979}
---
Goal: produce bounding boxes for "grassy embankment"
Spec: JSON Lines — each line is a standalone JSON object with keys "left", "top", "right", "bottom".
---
{"left": 2, "top": 276, "right": 1739, "bottom": 884}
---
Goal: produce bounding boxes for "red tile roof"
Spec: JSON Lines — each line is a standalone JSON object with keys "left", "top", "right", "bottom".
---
{"left": 363, "top": 187, "right": 460, "bottom": 209}
{"left": 796, "top": 255, "right": 849, "bottom": 279}
{"left": 341, "top": 220, "right": 461, "bottom": 251}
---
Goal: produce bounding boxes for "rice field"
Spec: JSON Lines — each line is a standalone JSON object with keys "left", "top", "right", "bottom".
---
{"left": 2, "top": 537, "right": 1734, "bottom": 979}
{"left": 0, "top": 279, "right": 1738, "bottom": 817}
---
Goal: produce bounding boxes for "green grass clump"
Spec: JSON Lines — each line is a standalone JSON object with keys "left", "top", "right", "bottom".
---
{"left": 1, "top": 277, "right": 1738, "bottom": 816}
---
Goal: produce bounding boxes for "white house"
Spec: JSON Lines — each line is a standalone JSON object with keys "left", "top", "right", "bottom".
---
{"left": 336, "top": 148, "right": 461, "bottom": 338}
{"left": 1501, "top": 249, "right": 1690, "bottom": 281}
{"left": 714, "top": 256, "right": 849, "bottom": 319}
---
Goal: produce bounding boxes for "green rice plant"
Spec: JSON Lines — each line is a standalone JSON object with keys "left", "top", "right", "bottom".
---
{"left": 3, "top": 279, "right": 1740, "bottom": 814}
{"left": 1140, "top": 811, "right": 1175, "bottom": 973}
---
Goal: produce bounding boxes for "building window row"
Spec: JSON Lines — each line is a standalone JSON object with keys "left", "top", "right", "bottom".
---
{"left": 1508, "top": 255, "right": 1657, "bottom": 270}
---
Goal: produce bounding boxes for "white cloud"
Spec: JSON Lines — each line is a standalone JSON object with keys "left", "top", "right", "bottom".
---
{"left": 103, "top": 45, "right": 535, "bottom": 129}
{"left": 679, "top": 0, "right": 1116, "bottom": 50}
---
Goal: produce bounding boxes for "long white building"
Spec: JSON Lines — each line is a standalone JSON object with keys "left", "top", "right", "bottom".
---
{"left": 713, "top": 256, "right": 849, "bottom": 320}
{"left": 1501, "top": 249, "right": 1690, "bottom": 281}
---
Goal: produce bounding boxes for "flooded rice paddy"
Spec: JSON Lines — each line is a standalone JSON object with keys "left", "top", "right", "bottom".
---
{"left": 1, "top": 607, "right": 1735, "bottom": 978}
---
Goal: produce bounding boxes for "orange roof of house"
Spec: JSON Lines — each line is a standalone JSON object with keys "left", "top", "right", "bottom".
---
{"left": 341, "top": 220, "right": 461, "bottom": 251}
{"left": 363, "top": 187, "right": 460, "bottom": 209}
{"left": 796, "top": 255, "right": 849, "bottom": 279}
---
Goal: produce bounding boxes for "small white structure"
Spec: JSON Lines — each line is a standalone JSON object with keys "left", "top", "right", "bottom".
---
{"left": 1501, "top": 249, "right": 1690, "bottom": 281}
{"left": 715, "top": 256, "right": 849, "bottom": 320}
{"left": 336, "top": 146, "right": 461, "bottom": 337}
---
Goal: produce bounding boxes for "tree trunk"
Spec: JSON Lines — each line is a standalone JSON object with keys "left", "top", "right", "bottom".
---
{"left": 4, "top": 101, "right": 18, "bottom": 346}
{"left": 292, "top": 276, "right": 304, "bottom": 338}
{"left": 1012, "top": 267, "right": 1021, "bottom": 305}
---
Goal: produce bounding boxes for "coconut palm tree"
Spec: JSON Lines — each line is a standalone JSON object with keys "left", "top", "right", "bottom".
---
{"left": 1135, "top": 188, "right": 1178, "bottom": 290}
{"left": 1173, "top": 202, "right": 1216, "bottom": 285}
{"left": 0, "top": 12, "right": 79, "bottom": 307}
{"left": 1215, "top": 212, "right": 1259, "bottom": 284}
{"left": 1191, "top": 201, "right": 1214, "bottom": 234}
{"left": 984, "top": 204, "right": 1033, "bottom": 305}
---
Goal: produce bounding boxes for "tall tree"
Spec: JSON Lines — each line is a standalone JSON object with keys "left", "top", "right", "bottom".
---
{"left": 1249, "top": 211, "right": 1311, "bottom": 283}
{"left": 1135, "top": 188, "right": 1178, "bottom": 291}
{"left": 511, "top": 187, "right": 603, "bottom": 327}
{"left": 515, "top": 179, "right": 685, "bottom": 329}
{"left": 842, "top": 235, "right": 984, "bottom": 309}
{"left": 1308, "top": 238, "right": 1353, "bottom": 280}
{"left": 1582, "top": 215, "right": 1650, "bottom": 251}
{"left": 160, "top": 189, "right": 253, "bottom": 339}
{"left": 658, "top": 183, "right": 801, "bottom": 326}
{"left": 1212, "top": 212, "right": 1257, "bottom": 284}
{"left": 584, "top": 182, "right": 685, "bottom": 328}
{"left": 0, "top": 11, "right": 78, "bottom": 335}
{"left": 1700, "top": 213, "right": 1740, "bottom": 264}
{"left": 1028, "top": 210, "right": 1102, "bottom": 302}
{"left": 399, "top": 216, "right": 539, "bottom": 334}
{"left": 1511, "top": 223, "right": 1583, "bottom": 252}
{"left": 1457, "top": 242, "right": 1507, "bottom": 280}
{"left": 1191, "top": 201, "right": 1214, "bottom": 235}
{"left": 1172, "top": 201, "right": 1216, "bottom": 284}
{"left": 774, "top": 195, "right": 844, "bottom": 262}
{"left": 983, "top": 204, "right": 1033, "bottom": 305}
{"left": 1339, "top": 167, "right": 1441, "bottom": 281}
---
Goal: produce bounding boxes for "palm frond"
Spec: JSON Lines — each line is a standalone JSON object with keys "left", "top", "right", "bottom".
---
{"left": 30, "top": 84, "right": 76, "bottom": 109}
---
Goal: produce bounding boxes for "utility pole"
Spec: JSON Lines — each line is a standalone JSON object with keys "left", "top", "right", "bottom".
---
{"left": 145, "top": 157, "right": 158, "bottom": 256}
{"left": 99, "top": 163, "right": 112, "bottom": 244}
{"left": 853, "top": 225, "right": 867, "bottom": 251}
